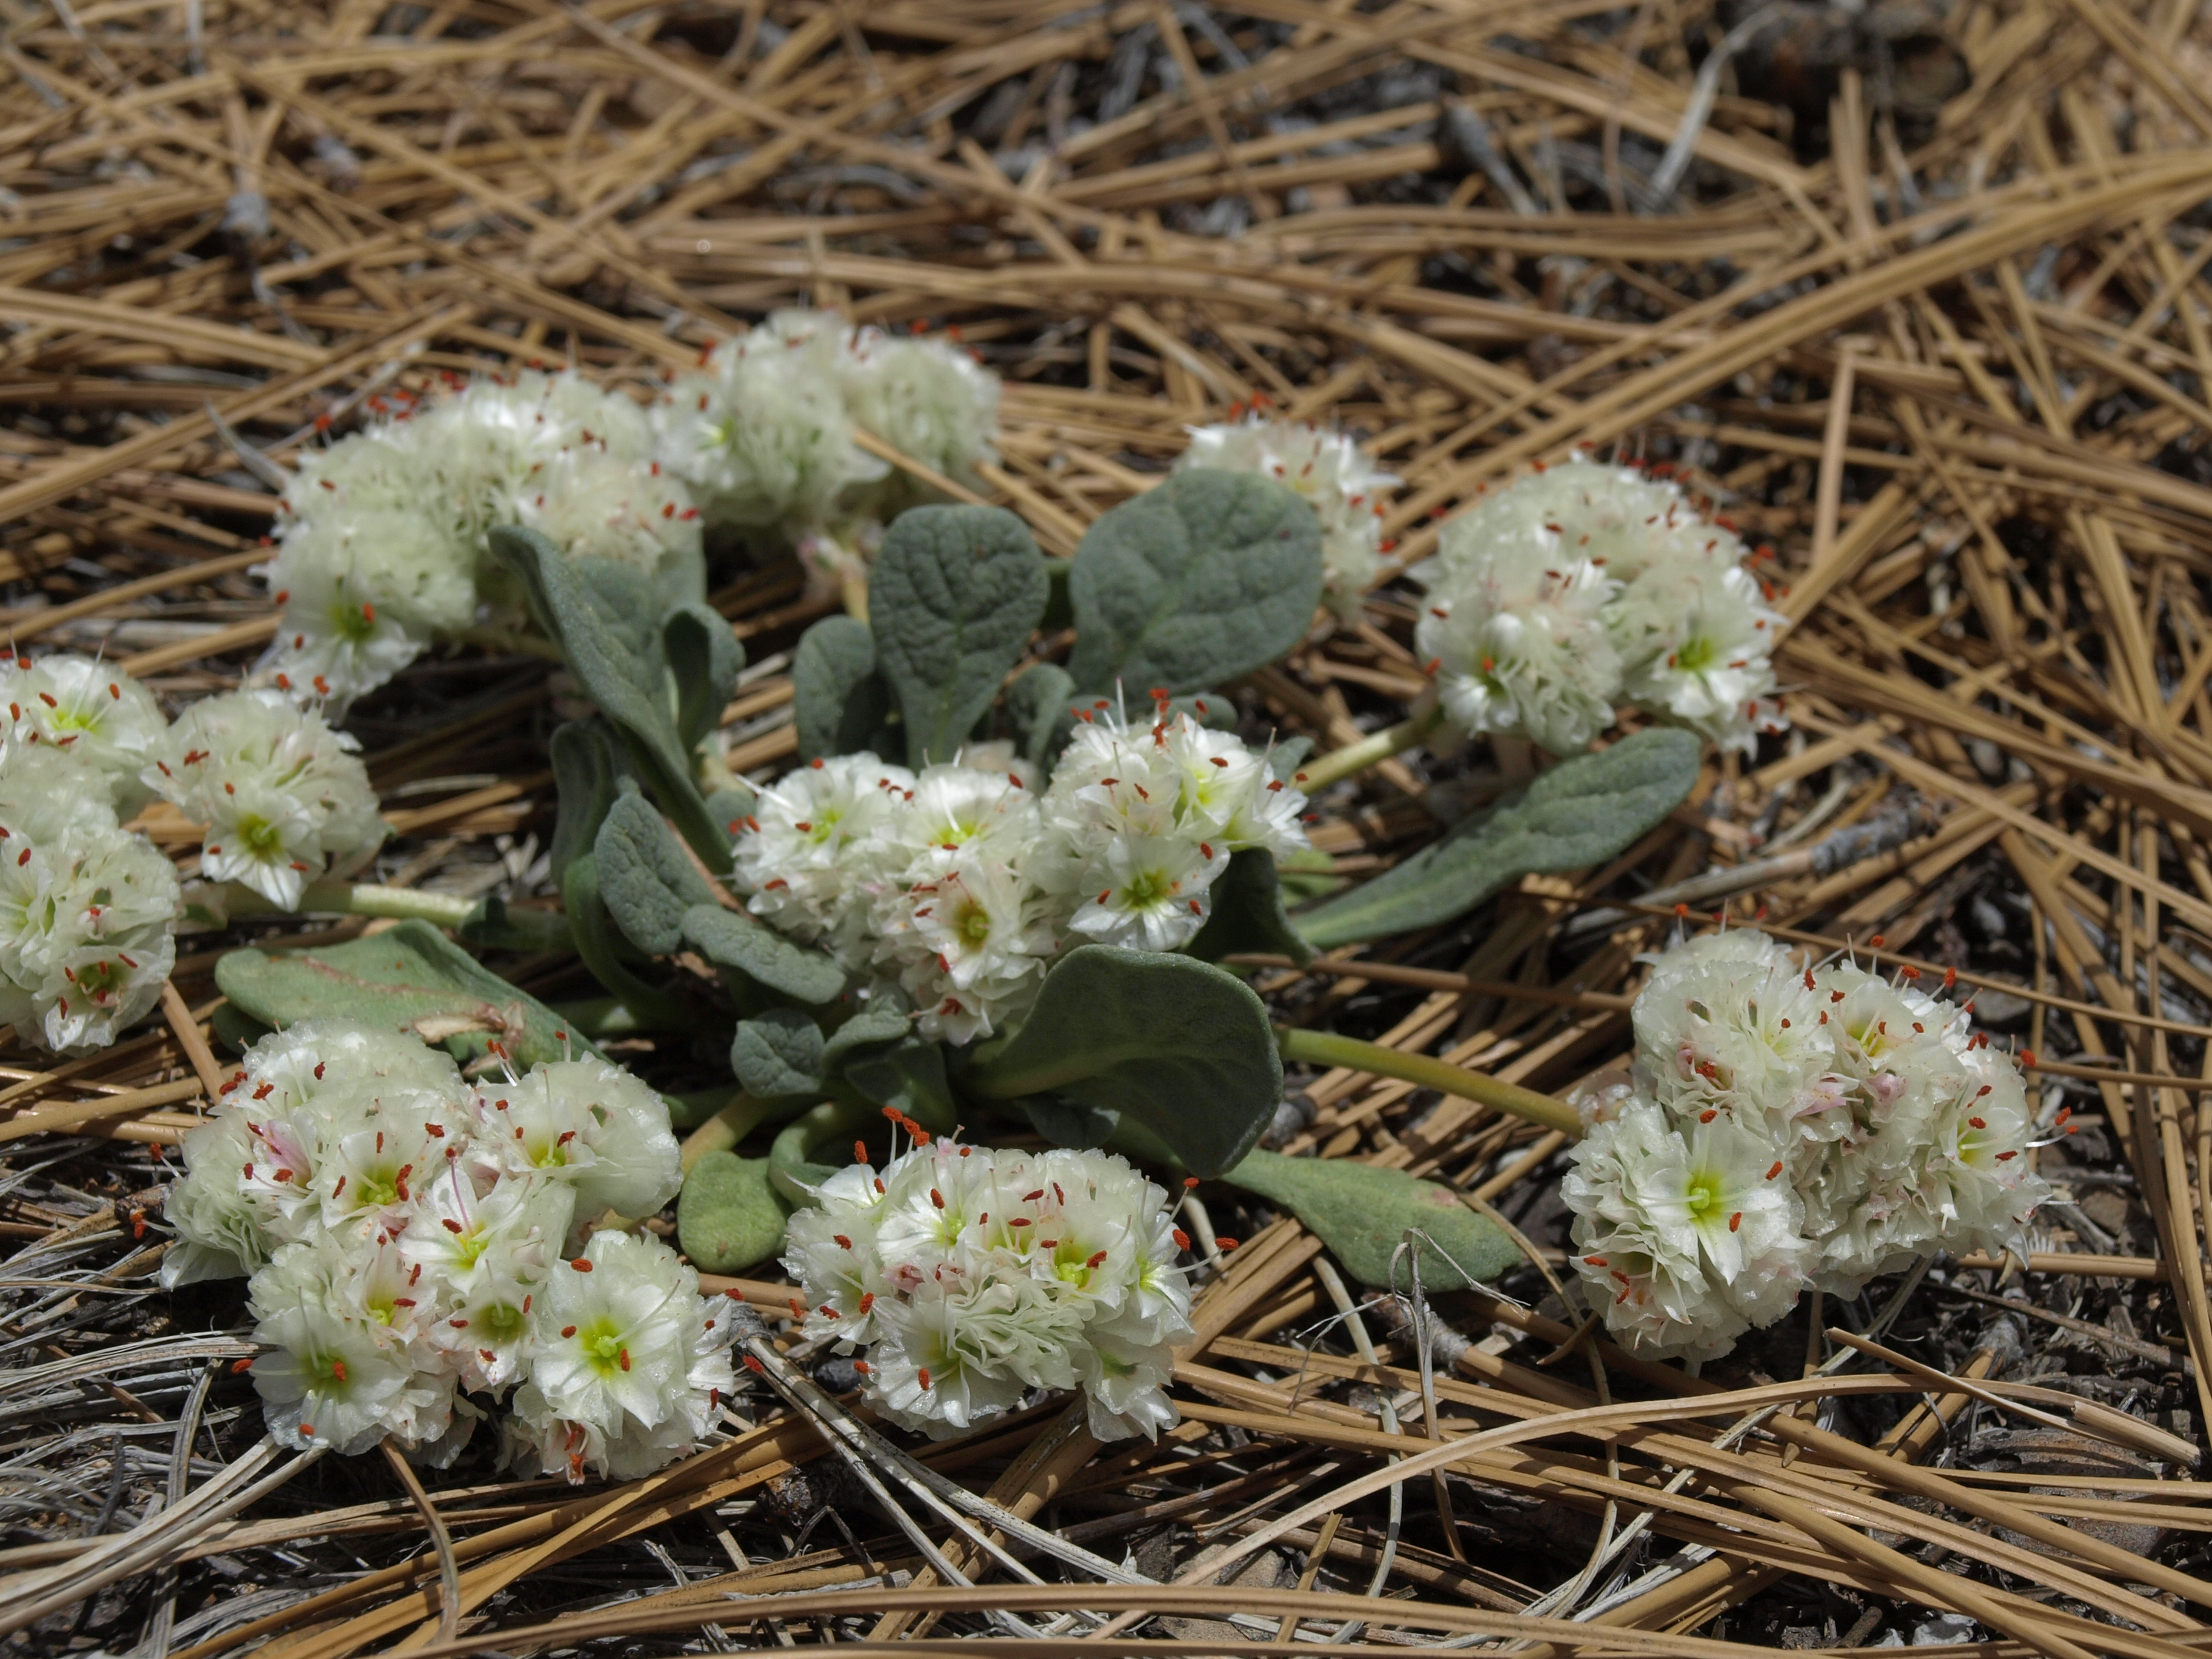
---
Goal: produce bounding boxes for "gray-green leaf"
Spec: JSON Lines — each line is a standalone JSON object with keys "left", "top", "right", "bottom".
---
{"left": 486, "top": 526, "right": 725, "bottom": 865}
{"left": 962, "top": 946, "right": 1281, "bottom": 1178}
{"left": 1223, "top": 1149, "right": 1520, "bottom": 1289}
{"left": 564, "top": 854, "right": 691, "bottom": 1029}
{"left": 595, "top": 788, "right": 719, "bottom": 957}
{"left": 677, "top": 1151, "right": 792, "bottom": 1274}
{"left": 1296, "top": 727, "right": 1702, "bottom": 948}
{"left": 1067, "top": 469, "right": 1322, "bottom": 695}
{"left": 215, "top": 920, "right": 598, "bottom": 1070}
{"left": 1005, "top": 662, "right": 1076, "bottom": 777}
{"left": 793, "top": 615, "right": 894, "bottom": 762}
{"left": 663, "top": 602, "right": 745, "bottom": 755}
{"left": 549, "top": 719, "right": 629, "bottom": 886}
{"left": 1185, "top": 850, "right": 1314, "bottom": 967}
{"left": 731, "top": 1008, "right": 827, "bottom": 1101}
{"left": 680, "top": 904, "right": 845, "bottom": 1006}
{"left": 870, "top": 504, "right": 1047, "bottom": 766}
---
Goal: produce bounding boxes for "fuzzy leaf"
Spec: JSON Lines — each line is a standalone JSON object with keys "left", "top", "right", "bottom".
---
{"left": 486, "top": 526, "right": 726, "bottom": 864}
{"left": 962, "top": 946, "right": 1280, "bottom": 1178}
{"left": 731, "top": 1008, "right": 827, "bottom": 1101}
{"left": 564, "top": 854, "right": 691, "bottom": 1028}
{"left": 1067, "top": 470, "right": 1322, "bottom": 695}
{"left": 216, "top": 920, "right": 595, "bottom": 1070}
{"left": 677, "top": 1151, "right": 792, "bottom": 1273}
{"left": 840, "top": 1034, "right": 956, "bottom": 1131}
{"left": 1005, "top": 662, "right": 1076, "bottom": 777}
{"left": 793, "top": 615, "right": 895, "bottom": 762}
{"left": 1297, "top": 728, "right": 1703, "bottom": 948}
{"left": 870, "top": 504, "right": 1047, "bottom": 766}
{"left": 679, "top": 904, "right": 845, "bottom": 1006}
{"left": 1224, "top": 1150, "right": 1520, "bottom": 1289}
{"left": 664, "top": 602, "right": 745, "bottom": 754}
{"left": 595, "top": 788, "right": 719, "bottom": 957}
{"left": 820, "top": 996, "right": 913, "bottom": 1070}
{"left": 549, "top": 719, "right": 629, "bottom": 886}
{"left": 1185, "top": 851, "right": 1314, "bottom": 966}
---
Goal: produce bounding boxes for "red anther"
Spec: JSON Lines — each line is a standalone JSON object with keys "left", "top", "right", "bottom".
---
{"left": 1173, "top": 1227, "right": 1191, "bottom": 1250}
{"left": 1899, "top": 965, "right": 1921, "bottom": 980}
{"left": 1584, "top": 1255, "right": 1607, "bottom": 1267}
{"left": 232, "top": 1357, "right": 254, "bottom": 1373}
{"left": 1944, "top": 967, "right": 1959, "bottom": 990}
{"left": 1727, "top": 1212, "right": 1742, "bottom": 1233}
{"left": 1869, "top": 934, "right": 1885, "bottom": 948}
{"left": 1968, "top": 1116, "right": 1986, "bottom": 1129}
{"left": 1765, "top": 1161, "right": 1783, "bottom": 1180}
{"left": 834, "top": 1234, "right": 853, "bottom": 1250}
{"left": 931, "top": 1188, "right": 945, "bottom": 1209}
{"left": 1216, "top": 1236, "right": 1239, "bottom": 1251}
{"left": 859, "top": 1292, "right": 875, "bottom": 1314}
{"left": 442, "top": 1219, "right": 463, "bottom": 1234}
{"left": 618, "top": 1347, "right": 631, "bottom": 1372}
{"left": 918, "top": 1367, "right": 933, "bottom": 1390}
{"left": 1699, "top": 1108, "right": 1717, "bottom": 1123}
{"left": 1674, "top": 902, "right": 1691, "bottom": 918}
{"left": 1997, "top": 1150, "right": 2017, "bottom": 1161}
{"left": 743, "top": 1353, "right": 765, "bottom": 1374}
{"left": 790, "top": 1297, "right": 808, "bottom": 1319}
{"left": 1088, "top": 1250, "right": 1108, "bottom": 1269}
{"left": 1183, "top": 1175, "right": 1200, "bottom": 1188}
{"left": 2020, "top": 1049, "right": 2037, "bottom": 1068}
{"left": 571, "top": 1258, "right": 592, "bottom": 1272}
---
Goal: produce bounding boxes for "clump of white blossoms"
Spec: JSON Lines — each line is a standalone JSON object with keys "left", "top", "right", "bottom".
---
{"left": 1563, "top": 930, "right": 2051, "bottom": 1362}
{"left": 653, "top": 310, "right": 999, "bottom": 575}
{"left": 785, "top": 1135, "right": 1193, "bottom": 1440}
{"left": 1179, "top": 410, "right": 1396, "bottom": 614}
{"left": 1413, "top": 457, "right": 1787, "bottom": 756}
{"left": 0, "top": 747, "right": 178, "bottom": 1053}
{"left": 729, "top": 704, "right": 1307, "bottom": 1042}
{"left": 145, "top": 689, "right": 384, "bottom": 911}
{"left": 161, "top": 1019, "right": 731, "bottom": 1478}
{"left": 261, "top": 369, "right": 700, "bottom": 703}
{"left": 0, "top": 652, "right": 168, "bottom": 816}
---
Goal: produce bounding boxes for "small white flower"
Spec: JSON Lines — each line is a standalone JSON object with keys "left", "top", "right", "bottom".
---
{"left": 0, "top": 653, "right": 167, "bottom": 815}
{"left": 147, "top": 689, "right": 383, "bottom": 910}
{"left": 246, "top": 1279, "right": 449, "bottom": 1456}
{"left": 1179, "top": 412, "right": 1395, "bottom": 611}
{"left": 836, "top": 325, "right": 1000, "bottom": 504}
{"left": 0, "top": 748, "right": 178, "bottom": 1053}
{"left": 472, "top": 1056, "right": 683, "bottom": 1222}
{"left": 1415, "top": 546, "right": 1621, "bottom": 755}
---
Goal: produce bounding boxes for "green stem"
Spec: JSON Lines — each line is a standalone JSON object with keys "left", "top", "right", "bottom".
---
{"left": 680, "top": 1091, "right": 787, "bottom": 1172}
{"left": 1275, "top": 1025, "right": 1581, "bottom": 1138}
{"left": 1297, "top": 700, "right": 1445, "bottom": 793}
{"left": 769, "top": 1097, "right": 877, "bottom": 1207}
{"left": 295, "top": 880, "right": 476, "bottom": 926}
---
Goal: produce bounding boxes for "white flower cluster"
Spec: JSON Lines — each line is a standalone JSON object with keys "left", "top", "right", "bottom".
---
{"left": 0, "top": 651, "right": 168, "bottom": 816}
{"left": 0, "top": 746, "right": 178, "bottom": 1053}
{"left": 730, "top": 707, "right": 1308, "bottom": 1043}
{"left": 262, "top": 370, "right": 699, "bottom": 703}
{"left": 1413, "top": 458, "right": 1788, "bottom": 756}
{"left": 1564, "top": 931, "right": 2051, "bottom": 1362}
{"left": 653, "top": 310, "right": 999, "bottom": 540}
{"left": 146, "top": 689, "right": 383, "bottom": 911}
{"left": 1178, "top": 410, "right": 1396, "bottom": 613}
{"left": 785, "top": 1136, "right": 1193, "bottom": 1441}
{"left": 162, "top": 1019, "right": 732, "bottom": 1478}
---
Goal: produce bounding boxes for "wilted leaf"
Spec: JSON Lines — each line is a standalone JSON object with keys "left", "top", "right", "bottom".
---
{"left": 1296, "top": 727, "right": 1702, "bottom": 948}
{"left": 962, "top": 946, "right": 1281, "bottom": 1178}
{"left": 216, "top": 920, "right": 593, "bottom": 1070}
{"left": 1067, "top": 469, "right": 1322, "bottom": 695}
{"left": 1224, "top": 1150, "right": 1520, "bottom": 1288}
{"left": 677, "top": 1151, "right": 791, "bottom": 1273}
{"left": 793, "top": 615, "right": 895, "bottom": 761}
{"left": 870, "top": 504, "right": 1047, "bottom": 765}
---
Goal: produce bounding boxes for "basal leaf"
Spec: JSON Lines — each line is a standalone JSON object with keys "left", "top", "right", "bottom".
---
{"left": 663, "top": 602, "right": 745, "bottom": 755}
{"left": 595, "top": 788, "right": 719, "bottom": 957}
{"left": 1185, "top": 850, "right": 1314, "bottom": 966}
{"left": 1224, "top": 1150, "right": 1520, "bottom": 1289}
{"left": 793, "top": 615, "right": 894, "bottom": 761}
{"left": 1067, "top": 470, "right": 1322, "bottom": 695}
{"left": 962, "top": 946, "right": 1281, "bottom": 1178}
{"left": 486, "top": 526, "right": 726, "bottom": 865}
{"left": 563, "top": 854, "right": 691, "bottom": 1029}
{"left": 839, "top": 1034, "right": 956, "bottom": 1132}
{"left": 731, "top": 1008, "right": 827, "bottom": 1101}
{"left": 869, "top": 504, "right": 1047, "bottom": 766}
{"left": 215, "top": 919, "right": 595, "bottom": 1070}
{"left": 549, "top": 718, "right": 629, "bottom": 886}
{"left": 1296, "top": 727, "right": 1702, "bottom": 948}
{"left": 677, "top": 1150, "right": 791, "bottom": 1273}
{"left": 819, "top": 994, "right": 913, "bottom": 1070}
{"left": 1005, "top": 662, "right": 1076, "bottom": 777}
{"left": 680, "top": 903, "right": 845, "bottom": 1006}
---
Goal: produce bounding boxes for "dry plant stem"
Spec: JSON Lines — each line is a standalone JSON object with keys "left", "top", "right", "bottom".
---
{"left": 1296, "top": 699, "right": 1446, "bottom": 792}
{"left": 1275, "top": 1026, "right": 1582, "bottom": 1136}
{"left": 378, "top": 1439, "right": 460, "bottom": 1646}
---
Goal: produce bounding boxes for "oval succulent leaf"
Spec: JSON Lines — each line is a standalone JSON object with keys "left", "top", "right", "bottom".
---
{"left": 677, "top": 1150, "right": 793, "bottom": 1274}
{"left": 1296, "top": 726, "right": 1703, "bottom": 948}
{"left": 1223, "top": 1149, "right": 1520, "bottom": 1289}
{"left": 870, "top": 503, "right": 1048, "bottom": 766}
{"left": 962, "top": 945, "right": 1282, "bottom": 1178}
{"left": 731, "top": 1007, "right": 828, "bottom": 1101}
{"left": 1067, "top": 469, "right": 1323, "bottom": 695}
